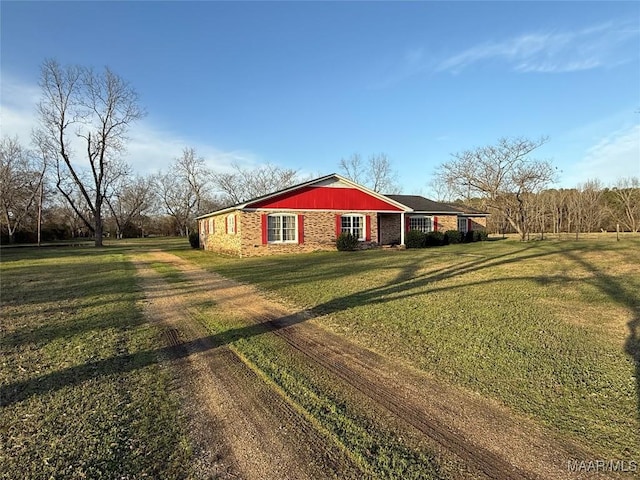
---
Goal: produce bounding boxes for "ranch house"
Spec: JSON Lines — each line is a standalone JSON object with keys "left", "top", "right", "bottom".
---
{"left": 197, "top": 173, "right": 488, "bottom": 257}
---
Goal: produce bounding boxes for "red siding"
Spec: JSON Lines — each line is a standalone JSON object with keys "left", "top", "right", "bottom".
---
{"left": 365, "top": 215, "right": 371, "bottom": 241}
{"left": 261, "top": 214, "right": 268, "bottom": 244}
{"left": 297, "top": 214, "right": 304, "bottom": 244}
{"left": 248, "top": 186, "right": 402, "bottom": 211}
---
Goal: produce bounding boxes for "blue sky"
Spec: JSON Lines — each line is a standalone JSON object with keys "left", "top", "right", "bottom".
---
{"left": 2, "top": 1, "right": 639, "bottom": 196}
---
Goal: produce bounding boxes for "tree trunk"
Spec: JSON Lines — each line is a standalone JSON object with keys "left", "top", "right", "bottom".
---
{"left": 94, "top": 210, "right": 103, "bottom": 247}
{"left": 37, "top": 181, "right": 43, "bottom": 247}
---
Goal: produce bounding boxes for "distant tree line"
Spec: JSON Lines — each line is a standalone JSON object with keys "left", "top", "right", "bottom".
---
{"left": 2, "top": 60, "right": 637, "bottom": 245}
{"left": 479, "top": 178, "right": 640, "bottom": 238}
{"left": 0, "top": 136, "right": 303, "bottom": 244}
{"left": 433, "top": 137, "right": 639, "bottom": 239}
{"left": 0, "top": 59, "right": 304, "bottom": 245}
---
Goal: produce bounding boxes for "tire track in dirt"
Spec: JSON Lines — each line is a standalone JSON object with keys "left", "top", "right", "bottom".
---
{"left": 144, "top": 251, "right": 613, "bottom": 480}
{"left": 132, "top": 254, "right": 362, "bottom": 480}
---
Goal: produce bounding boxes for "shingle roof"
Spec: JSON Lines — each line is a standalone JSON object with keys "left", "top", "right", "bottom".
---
{"left": 444, "top": 203, "right": 488, "bottom": 215}
{"left": 385, "top": 195, "right": 462, "bottom": 213}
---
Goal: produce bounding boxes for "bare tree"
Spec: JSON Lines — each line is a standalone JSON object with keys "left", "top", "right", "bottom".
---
{"left": 609, "top": 177, "right": 640, "bottom": 232}
{"left": 567, "top": 189, "right": 583, "bottom": 240}
{"left": 0, "top": 136, "right": 47, "bottom": 243}
{"left": 338, "top": 153, "right": 365, "bottom": 185}
{"left": 339, "top": 153, "right": 400, "bottom": 193}
{"left": 156, "top": 148, "right": 214, "bottom": 236}
{"left": 578, "top": 179, "right": 605, "bottom": 233}
{"left": 367, "top": 153, "right": 400, "bottom": 193}
{"left": 105, "top": 175, "right": 155, "bottom": 238}
{"left": 434, "top": 137, "right": 556, "bottom": 240}
{"left": 212, "top": 162, "right": 300, "bottom": 205}
{"left": 36, "top": 59, "right": 144, "bottom": 247}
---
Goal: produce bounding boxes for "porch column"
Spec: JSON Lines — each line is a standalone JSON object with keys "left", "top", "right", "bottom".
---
{"left": 400, "top": 212, "right": 405, "bottom": 246}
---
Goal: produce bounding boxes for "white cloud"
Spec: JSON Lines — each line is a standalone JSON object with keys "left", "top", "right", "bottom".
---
{"left": 438, "top": 21, "right": 639, "bottom": 74}
{"left": 564, "top": 124, "right": 640, "bottom": 186}
{"left": 0, "top": 74, "right": 258, "bottom": 174}
{"left": 0, "top": 76, "right": 40, "bottom": 141}
{"left": 124, "top": 122, "right": 258, "bottom": 175}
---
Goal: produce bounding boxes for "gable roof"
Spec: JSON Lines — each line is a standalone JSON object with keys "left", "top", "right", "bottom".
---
{"left": 443, "top": 203, "right": 488, "bottom": 215}
{"left": 385, "top": 195, "right": 462, "bottom": 214}
{"left": 385, "top": 195, "right": 488, "bottom": 215}
{"left": 196, "top": 173, "right": 410, "bottom": 219}
{"left": 197, "top": 173, "right": 489, "bottom": 219}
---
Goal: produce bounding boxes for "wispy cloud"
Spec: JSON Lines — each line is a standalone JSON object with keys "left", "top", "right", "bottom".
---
{"left": 564, "top": 123, "right": 640, "bottom": 186}
{"left": 438, "top": 21, "right": 639, "bottom": 74}
{"left": 0, "top": 74, "right": 258, "bottom": 174}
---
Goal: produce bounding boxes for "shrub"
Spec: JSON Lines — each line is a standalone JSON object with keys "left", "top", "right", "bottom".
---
{"left": 336, "top": 232, "right": 359, "bottom": 251}
{"left": 444, "top": 230, "right": 463, "bottom": 244}
{"left": 405, "top": 230, "right": 426, "bottom": 249}
{"left": 473, "top": 230, "right": 489, "bottom": 242}
{"left": 464, "top": 230, "right": 475, "bottom": 243}
{"left": 188, "top": 231, "right": 200, "bottom": 249}
{"left": 424, "top": 231, "right": 445, "bottom": 247}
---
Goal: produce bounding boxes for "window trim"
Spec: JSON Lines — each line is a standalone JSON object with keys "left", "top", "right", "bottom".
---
{"left": 341, "top": 213, "right": 365, "bottom": 241}
{"left": 267, "top": 213, "right": 298, "bottom": 244}
{"left": 409, "top": 215, "right": 434, "bottom": 233}
{"left": 226, "top": 214, "right": 236, "bottom": 234}
{"left": 458, "top": 216, "right": 468, "bottom": 233}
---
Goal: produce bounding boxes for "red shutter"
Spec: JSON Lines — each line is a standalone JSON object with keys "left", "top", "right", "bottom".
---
{"left": 406, "top": 216, "right": 411, "bottom": 232}
{"left": 298, "top": 214, "right": 304, "bottom": 244}
{"left": 261, "top": 214, "right": 268, "bottom": 244}
{"left": 365, "top": 215, "right": 371, "bottom": 241}
{"left": 468, "top": 218, "right": 472, "bottom": 232}
{"left": 433, "top": 216, "right": 438, "bottom": 232}
{"left": 335, "top": 214, "right": 342, "bottom": 238}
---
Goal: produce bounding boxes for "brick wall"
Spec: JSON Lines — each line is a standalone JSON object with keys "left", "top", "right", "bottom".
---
{"left": 379, "top": 213, "right": 484, "bottom": 244}
{"left": 200, "top": 210, "right": 488, "bottom": 256}
{"left": 239, "top": 210, "right": 379, "bottom": 257}
{"left": 436, "top": 215, "right": 458, "bottom": 232}
{"left": 470, "top": 217, "right": 487, "bottom": 230}
{"left": 379, "top": 214, "right": 401, "bottom": 245}
{"left": 200, "top": 212, "right": 242, "bottom": 256}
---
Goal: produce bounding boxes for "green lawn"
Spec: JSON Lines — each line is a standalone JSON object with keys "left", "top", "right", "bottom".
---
{"left": 1, "top": 246, "right": 191, "bottom": 479}
{"left": 172, "top": 236, "right": 640, "bottom": 459}
{"left": 2, "top": 235, "right": 637, "bottom": 478}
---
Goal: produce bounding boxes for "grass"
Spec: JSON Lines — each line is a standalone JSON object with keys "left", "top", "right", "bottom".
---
{"left": 0, "top": 246, "right": 192, "bottom": 479}
{"left": 171, "top": 236, "right": 640, "bottom": 459}
{"left": 3, "top": 234, "right": 637, "bottom": 477}
{"left": 143, "top": 259, "right": 455, "bottom": 478}
{"left": 186, "top": 302, "right": 464, "bottom": 480}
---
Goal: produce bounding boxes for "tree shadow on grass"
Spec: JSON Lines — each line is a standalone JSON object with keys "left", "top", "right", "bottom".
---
{"left": 1, "top": 244, "right": 552, "bottom": 408}
{"left": 562, "top": 251, "right": 640, "bottom": 421}
{"left": 1, "top": 313, "right": 306, "bottom": 408}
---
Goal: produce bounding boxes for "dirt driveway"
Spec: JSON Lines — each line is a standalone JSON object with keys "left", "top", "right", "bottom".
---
{"left": 132, "top": 251, "right": 609, "bottom": 480}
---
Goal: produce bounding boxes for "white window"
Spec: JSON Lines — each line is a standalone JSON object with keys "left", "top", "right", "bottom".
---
{"left": 341, "top": 214, "right": 364, "bottom": 240}
{"left": 458, "top": 217, "right": 468, "bottom": 233}
{"left": 268, "top": 214, "right": 297, "bottom": 243}
{"left": 209, "top": 218, "right": 215, "bottom": 234}
{"left": 409, "top": 216, "right": 433, "bottom": 233}
{"left": 226, "top": 215, "right": 236, "bottom": 234}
